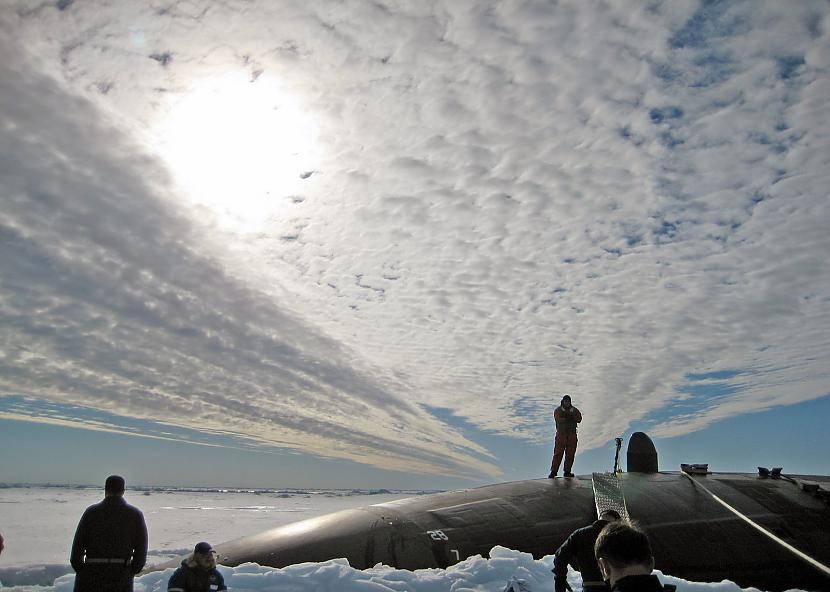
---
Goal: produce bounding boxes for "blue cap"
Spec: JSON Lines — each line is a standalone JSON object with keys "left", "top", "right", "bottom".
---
{"left": 194, "top": 542, "right": 214, "bottom": 554}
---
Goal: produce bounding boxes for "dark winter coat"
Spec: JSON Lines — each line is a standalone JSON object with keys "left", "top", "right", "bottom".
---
{"left": 167, "top": 558, "right": 227, "bottom": 592}
{"left": 554, "top": 405, "right": 582, "bottom": 434}
{"left": 552, "top": 519, "right": 608, "bottom": 591}
{"left": 611, "top": 574, "right": 674, "bottom": 591}
{"left": 70, "top": 496, "right": 148, "bottom": 592}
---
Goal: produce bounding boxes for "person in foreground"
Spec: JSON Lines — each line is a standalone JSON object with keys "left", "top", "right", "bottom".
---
{"left": 549, "top": 394, "right": 582, "bottom": 478}
{"left": 70, "top": 475, "right": 148, "bottom": 592}
{"left": 552, "top": 509, "right": 621, "bottom": 592}
{"left": 168, "top": 542, "right": 228, "bottom": 592}
{"left": 594, "top": 522, "right": 675, "bottom": 592}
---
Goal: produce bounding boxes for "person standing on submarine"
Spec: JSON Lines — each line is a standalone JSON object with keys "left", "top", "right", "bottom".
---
{"left": 549, "top": 394, "right": 582, "bottom": 478}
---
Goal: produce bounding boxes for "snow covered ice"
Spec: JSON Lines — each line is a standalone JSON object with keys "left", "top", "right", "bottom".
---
{"left": 0, "top": 486, "right": 805, "bottom": 591}
{"left": 51, "top": 548, "right": 785, "bottom": 592}
{"left": 2, "top": 551, "right": 802, "bottom": 592}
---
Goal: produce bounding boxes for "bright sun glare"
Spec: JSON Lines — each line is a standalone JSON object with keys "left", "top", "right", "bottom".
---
{"left": 154, "top": 72, "right": 320, "bottom": 231}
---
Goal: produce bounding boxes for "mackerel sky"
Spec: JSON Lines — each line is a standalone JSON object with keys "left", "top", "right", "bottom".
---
{"left": 1, "top": 0, "right": 828, "bottom": 488}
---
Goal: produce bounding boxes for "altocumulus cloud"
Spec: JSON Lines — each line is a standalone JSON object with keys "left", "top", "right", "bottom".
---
{"left": 1, "top": 1, "right": 829, "bottom": 471}
{"left": 0, "top": 28, "right": 497, "bottom": 479}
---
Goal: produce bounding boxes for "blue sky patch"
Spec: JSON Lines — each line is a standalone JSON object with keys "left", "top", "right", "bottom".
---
{"left": 776, "top": 55, "right": 805, "bottom": 80}
{"left": 686, "top": 369, "right": 743, "bottom": 381}
{"left": 669, "top": 0, "right": 747, "bottom": 49}
{"left": 642, "top": 370, "right": 747, "bottom": 419}
{"left": 0, "top": 395, "right": 257, "bottom": 449}
{"left": 649, "top": 106, "right": 684, "bottom": 124}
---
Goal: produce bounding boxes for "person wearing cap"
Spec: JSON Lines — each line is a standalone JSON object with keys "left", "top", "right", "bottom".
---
{"left": 552, "top": 509, "right": 621, "bottom": 592}
{"left": 70, "top": 475, "right": 148, "bottom": 592}
{"left": 549, "top": 394, "right": 582, "bottom": 478}
{"left": 167, "top": 542, "right": 227, "bottom": 592}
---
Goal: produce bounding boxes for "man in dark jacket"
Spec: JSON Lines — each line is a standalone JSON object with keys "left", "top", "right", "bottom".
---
{"left": 168, "top": 542, "right": 227, "bottom": 592}
{"left": 549, "top": 395, "right": 582, "bottom": 478}
{"left": 552, "top": 509, "right": 620, "bottom": 592}
{"left": 70, "top": 475, "right": 148, "bottom": 592}
{"left": 594, "top": 521, "right": 674, "bottom": 592}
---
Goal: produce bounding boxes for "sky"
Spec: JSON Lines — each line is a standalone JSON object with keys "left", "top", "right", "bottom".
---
{"left": 0, "top": 0, "right": 828, "bottom": 489}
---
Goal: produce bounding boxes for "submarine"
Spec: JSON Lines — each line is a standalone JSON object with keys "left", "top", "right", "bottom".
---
{"left": 153, "top": 433, "right": 830, "bottom": 591}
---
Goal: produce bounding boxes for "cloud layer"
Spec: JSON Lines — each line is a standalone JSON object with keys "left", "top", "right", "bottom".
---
{"left": 1, "top": 0, "right": 829, "bottom": 476}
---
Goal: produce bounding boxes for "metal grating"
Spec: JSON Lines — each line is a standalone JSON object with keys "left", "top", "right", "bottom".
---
{"left": 592, "top": 472, "right": 630, "bottom": 521}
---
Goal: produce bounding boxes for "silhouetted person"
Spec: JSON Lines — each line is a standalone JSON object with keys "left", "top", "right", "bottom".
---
{"left": 168, "top": 542, "right": 227, "bottom": 592}
{"left": 553, "top": 509, "right": 621, "bottom": 592}
{"left": 70, "top": 475, "right": 148, "bottom": 592}
{"left": 549, "top": 394, "right": 582, "bottom": 477}
{"left": 594, "top": 522, "right": 675, "bottom": 592}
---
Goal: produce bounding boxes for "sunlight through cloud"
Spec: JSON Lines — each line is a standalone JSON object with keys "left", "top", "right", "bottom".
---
{"left": 153, "top": 71, "right": 321, "bottom": 231}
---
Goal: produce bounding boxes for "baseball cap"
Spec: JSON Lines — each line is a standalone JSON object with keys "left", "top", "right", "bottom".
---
{"left": 194, "top": 542, "right": 214, "bottom": 555}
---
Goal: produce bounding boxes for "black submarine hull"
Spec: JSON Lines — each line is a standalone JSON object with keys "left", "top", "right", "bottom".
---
{"left": 156, "top": 471, "right": 830, "bottom": 591}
